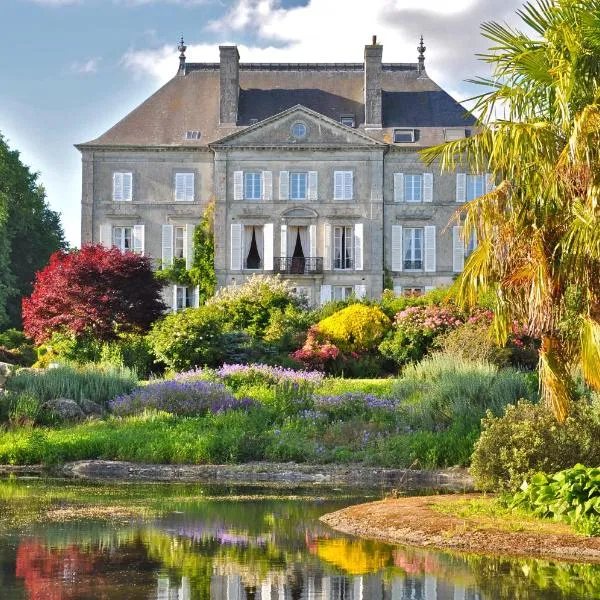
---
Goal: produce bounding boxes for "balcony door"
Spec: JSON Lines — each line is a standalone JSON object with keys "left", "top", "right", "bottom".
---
{"left": 289, "top": 226, "right": 308, "bottom": 273}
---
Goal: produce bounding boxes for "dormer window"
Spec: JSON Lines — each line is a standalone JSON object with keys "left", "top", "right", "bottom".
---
{"left": 249, "top": 118, "right": 258, "bottom": 125}
{"left": 184, "top": 131, "right": 201, "bottom": 140}
{"left": 340, "top": 115, "right": 355, "bottom": 128}
{"left": 393, "top": 129, "right": 416, "bottom": 143}
{"left": 444, "top": 128, "right": 466, "bottom": 141}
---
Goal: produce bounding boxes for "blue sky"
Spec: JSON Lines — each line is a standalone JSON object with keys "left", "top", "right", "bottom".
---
{"left": 1, "top": 0, "right": 523, "bottom": 247}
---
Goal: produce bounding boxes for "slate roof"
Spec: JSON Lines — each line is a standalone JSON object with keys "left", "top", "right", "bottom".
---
{"left": 77, "top": 62, "right": 475, "bottom": 149}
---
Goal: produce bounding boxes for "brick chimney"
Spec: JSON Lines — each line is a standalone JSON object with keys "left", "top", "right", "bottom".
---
{"left": 364, "top": 35, "right": 383, "bottom": 129}
{"left": 219, "top": 46, "right": 240, "bottom": 125}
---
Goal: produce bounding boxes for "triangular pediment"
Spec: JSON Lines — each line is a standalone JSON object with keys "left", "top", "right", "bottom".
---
{"left": 211, "top": 105, "right": 385, "bottom": 148}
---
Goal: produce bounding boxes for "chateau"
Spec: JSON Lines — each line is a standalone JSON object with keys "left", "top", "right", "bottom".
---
{"left": 77, "top": 37, "right": 484, "bottom": 310}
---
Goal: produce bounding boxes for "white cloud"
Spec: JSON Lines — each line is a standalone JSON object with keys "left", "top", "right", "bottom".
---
{"left": 25, "top": 0, "right": 208, "bottom": 5}
{"left": 26, "top": 0, "right": 81, "bottom": 5}
{"left": 70, "top": 57, "right": 102, "bottom": 74}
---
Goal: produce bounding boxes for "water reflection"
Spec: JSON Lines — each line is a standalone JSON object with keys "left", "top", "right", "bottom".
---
{"left": 0, "top": 480, "right": 598, "bottom": 599}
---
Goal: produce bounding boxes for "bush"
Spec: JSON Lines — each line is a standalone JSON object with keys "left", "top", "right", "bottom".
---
{"left": 7, "top": 393, "right": 40, "bottom": 427}
{"left": 211, "top": 363, "right": 323, "bottom": 389}
{"left": 438, "top": 322, "right": 511, "bottom": 367}
{"left": 6, "top": 364, "right": 138, "bottom": 406}
{"left": 109, "top": 380, "right": 255, "bottom": 417}
{"left": 378, "top": 287, "right": 450, "bottom": 319}
{"left": 471, "top": 400, "right": 600, "bottom": 492}
{"left": 0, "top": 329, "right": 35, "bottom": 366}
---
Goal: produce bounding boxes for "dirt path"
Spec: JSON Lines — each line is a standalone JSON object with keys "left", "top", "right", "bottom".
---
{"left": 320, "top": 494, "right": 600, "bottom": 563}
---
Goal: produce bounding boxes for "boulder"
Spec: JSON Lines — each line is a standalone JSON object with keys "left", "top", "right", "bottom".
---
{"left": 42, "top": 398, "right": 85, "bottom": 422}
{"left": 0, "top": 362, "right": 15, "bottom": 388}
{"left": 79, "top": 398, "right": 104, "bottom": 417}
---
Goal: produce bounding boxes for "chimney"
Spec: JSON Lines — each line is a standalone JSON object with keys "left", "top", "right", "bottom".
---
{"left": 219, "top": 45, "right": 240, "bottom": 125}
{"left": 364, "top": 36, "right": 382, "bottom": 128}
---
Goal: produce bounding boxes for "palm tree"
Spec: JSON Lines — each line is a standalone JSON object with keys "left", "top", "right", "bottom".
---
{"left": 423, "top": 0, "right": 600, "bottom": 421}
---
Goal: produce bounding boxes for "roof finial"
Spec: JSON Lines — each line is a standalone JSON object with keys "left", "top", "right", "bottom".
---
{"left": 417, "top": 35, "right": 426, "bottom": 73}
{"left": 178, "top": 34, "right": 187, "bottom": 75}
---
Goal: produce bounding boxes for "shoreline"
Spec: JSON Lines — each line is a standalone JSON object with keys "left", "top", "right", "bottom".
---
{"left": 320, "top": 495, "right": 600, "bottom": 564}
{"left": 0, "top": 460, "right": 473, "bottom": 489}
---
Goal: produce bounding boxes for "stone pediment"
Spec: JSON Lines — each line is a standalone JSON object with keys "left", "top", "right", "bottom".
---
{"left": 281, "top": 207, "right": 318, "bottom": 218}
{"left": 211, "top": 105, "right": 385, "bottom": 149}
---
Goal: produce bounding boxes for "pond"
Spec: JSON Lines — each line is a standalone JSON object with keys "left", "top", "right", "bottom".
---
{"left": 0, "top": 479, "right": 598, "bottom": 599}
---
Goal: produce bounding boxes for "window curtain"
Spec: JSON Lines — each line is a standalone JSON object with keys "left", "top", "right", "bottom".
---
{"left": 244, "top": 226, "right": 254, "bottom": 264}
{"left": 255, "top": 226, "right": 264, "bottom": 261}
{"left": 299, "top": 227, "right": 309, "bottom": 256}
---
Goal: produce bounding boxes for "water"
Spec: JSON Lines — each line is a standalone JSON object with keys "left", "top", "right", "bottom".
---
{"left": 0, "top": 478, "right": 598, "bottom": 599}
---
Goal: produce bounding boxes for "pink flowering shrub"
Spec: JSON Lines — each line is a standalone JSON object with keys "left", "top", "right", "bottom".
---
{"left": 290, "top": 326, "right": 341, "bottom": 372}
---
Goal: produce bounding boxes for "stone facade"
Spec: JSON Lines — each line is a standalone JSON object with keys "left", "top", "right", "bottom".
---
{"left": 77, "top": 39, "right": 479, "bottom": 309}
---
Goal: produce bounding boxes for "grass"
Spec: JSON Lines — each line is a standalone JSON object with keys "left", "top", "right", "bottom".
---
{"left": 316, "top": 378, "right": 395, "bottom": 397}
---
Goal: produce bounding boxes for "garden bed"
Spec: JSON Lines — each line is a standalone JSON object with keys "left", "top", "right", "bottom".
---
{"left": 320, "top": 495, "right": 600, "bottom": 563}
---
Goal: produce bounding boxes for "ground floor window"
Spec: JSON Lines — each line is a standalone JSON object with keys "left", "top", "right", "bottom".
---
{"left": 402, "top": 287, "right": 424, "bottom": 297}
{"left": 174, "top": 286, "right": 193, "bottom": 312}
{"left": 334, "top": 226, "right": 353, "bottom": 270}
{"left": 333, "top": 286, "right": 354, "bottom": 301}
{"left": 403, "top": 227, "right": 423, "bottom": 271}
{"left": 112, "top": 226, "right": 132, "bottom": 252}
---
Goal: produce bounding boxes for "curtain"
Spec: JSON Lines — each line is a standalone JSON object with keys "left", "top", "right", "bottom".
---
{"left": 243, "top": 226, "right": 254, "bottom": 264}
{"left": 288, "top": 226, "right": 297, "bottom": 257}
{"left": 255, "top": 226, "right": 264, "bottom": 261}
{"left": 299, "top": 227, "right": 309, "bottom": 256}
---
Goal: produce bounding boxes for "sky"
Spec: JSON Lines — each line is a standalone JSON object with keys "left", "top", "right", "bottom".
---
{"left": 1, "top": 0, "right": 525, "bottom": 247}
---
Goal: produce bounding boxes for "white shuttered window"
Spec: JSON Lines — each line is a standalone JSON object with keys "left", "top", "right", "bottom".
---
{"left": 423, "top": 225, "right": 436, "bottom": 272}
{"left": 394, "top": 173, "right": 404, "bottom": 202}
{"left": 334, "top": 171, "right": 353, "bottom": 200}
{"left": 113, "top": 172, "right": 132, "bottom": 202}
{"left": 175, "top": 173, "right": 194, "bottom": 202}
{"left": 230, "top": 223, "right": 242, "bottom": 270}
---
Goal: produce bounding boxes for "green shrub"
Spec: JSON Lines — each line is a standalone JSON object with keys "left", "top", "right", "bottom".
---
{"left": 6, "top": 364, "right": 138, "bottom": 406}
{"left": 438, "top": 322, "right": 511, "bottom": 367}
{"left": 0, "top": 329, "right": 36, "bottom": 366}
{"left": 471, "top": 400, "right": 600, "bottom": 492}
{"left": 510, "top": 464, "right": 600, "bottom": 535}
{"left": 378, "top": 287, "right": 450, "bottom": 319}
{"left": 8, "top": 393, "right": 40, "bottom": 427}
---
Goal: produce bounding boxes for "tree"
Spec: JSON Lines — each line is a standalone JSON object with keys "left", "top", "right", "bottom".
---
{"left": 22, "top": 245, "right": 166, "bottom": 344}
{"left": 424, "top": 0, "right": 600, "bottom": 421}
{"left": 0, "top": 133, "right": 66, "bottom": 328}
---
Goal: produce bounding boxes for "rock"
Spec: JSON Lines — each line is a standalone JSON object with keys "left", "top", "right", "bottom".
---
{"left": 79, "top": 398, "right": 104, "bottom": 417}
{"left": 0, "top": 362, "right": 15, "bottom": 387}
{"left": 42, "top": 398, "right": 85, "bottom": 422}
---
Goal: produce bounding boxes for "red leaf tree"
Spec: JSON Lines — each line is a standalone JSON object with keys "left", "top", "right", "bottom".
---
{"left": 22, "top": 245, "right": 166, "bottom": 343}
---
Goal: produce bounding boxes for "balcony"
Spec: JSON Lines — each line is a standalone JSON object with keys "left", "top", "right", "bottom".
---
{"left": 273, "top": 257, "right": 323, "bottom": 275}
{"left": 403, "top": 260, "right": 423, "bottom": 271}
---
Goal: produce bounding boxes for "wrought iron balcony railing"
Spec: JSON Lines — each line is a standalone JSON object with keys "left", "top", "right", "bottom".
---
{"left": 273, "top": 257, "right": 323, "bottom": 275}
{"left": 403, "top": 260, "right": 423, "bottom": 271}
{"left": 244, "top": 258, "right": 263, "bottom": 270}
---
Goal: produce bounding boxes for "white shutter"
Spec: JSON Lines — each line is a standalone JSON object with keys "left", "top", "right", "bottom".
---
{"left": 453, "top": 225, "right": 465, "bottom": 272}
{"left": 280, "top": 224, "right": 287, "bottom": 257}
{"left": 122, "top": 173, "right": 132, "bottom": 201}
{"left": 423, "top": 172, "right": 433, "bottom": 202}
{"left": 233, "top": 171, "right": 243, "bottom": 200}
{"left": 320, "top": 284, "right": 332, "bottom": 305}
{"left": 334, "top": 171, "right": 343, "bottom": 200}
{"left": 230, "top": 223, "right": 242, "bottom": 270}
{"left": 192, "top": 286, "right": 200, "bottom": 308}
{"left": 424, "top": 225, "right": 436, "bottom": 272}
{"left": 308, "top": 171, "right": 318, "bottom": 200}
{"left": 279, "top": 171, "right": 289, "bottom": 200}
{"left": 323, "top": 223, "right": 332, "bottom": 270}
{"left": 172, "top": 285, "right": 178, "bottom": 313}
{"left": 391, "top": 225, "right": 403, "bottom": 271}
{"left": 425, "top": 286, "right": 435, "bottom": 293}
{"left": 185, "top": 223, "right": 195, "bottom": 269}
{"left": 133, "top": 224, "right": 145, "bottom": 255}
{"left": 394, "top": 173, "right": 404, "bottom": 203}
{"left": 354, "top": 223, "right": 364, "bottom": 271}
{"left": 456, "top": 173, "right": 466, "bottom": 203}
{"left": 393, "top": 285, "right": 402, "bottom": 297}
{"left": 485, "top": 172, "right": 495, "bottom": 193}
{"left": 185, "top": 173, "right": 194, "bottom": 201}
{"left": 345, "top": 171, "right": 353, "bottom": 200}
{"left": 175, "top": 173, "right": 185, "bottom": 201}
{"left": 354, "top": 284, "right": 367, "bottom": 300}
{"left": 161, "top": 224, "right": 173, "bottom": 267}
{"left": 309, "top": 224, "right": 317, "bottom": 258}
{"left": 100, "top": 224, "right": 112, "bottom": 248}
{"left": 112, "top": 173, "right": 123, "bottom": 201}
{"left": 262, "top": 171, "right": 273, "bottom": 201}
{"left": 263, "top": 223, "right": 274, "bottom": 270}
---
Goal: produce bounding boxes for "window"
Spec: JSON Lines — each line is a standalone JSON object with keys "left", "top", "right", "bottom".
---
{"left": 403, "top": 227, "right": 423, "bottom": 270}
{"left": 404, "top": 174, "right": 422, "bottom": 203}
{"left": 290, "top": 172, "right": 308, "bottom": 200}
{"left": 113, "top": 226, "right": 132, "bottom": 253}
{"left": 244, "top": 225, "right": 263, "bottom": 270}
{"left": 112, "top": 172, "right": 132, "bottom": 202}
{"left": 340, "top": 115, "right": 355, "bottom": 128}
{"left": 175, "top": 286, "right": 193, "bottom": 311}
{"left": 333, "top": 286, "right": 354, "bottom": 301}
{"left": 445, "top": 128, "right": 466, "bottom": 141}
{"left": 394, "top": 129, "right": 416, "bottom": 143}
{"left": 175, "top": 172, "right": 194, "bottom": 202}
{"left": 174, "top": 226, "right": 185, "bottom": 259}
{"left": 249, "top": 118, "right": 258, "bottom": 125}
{"left": 402, "top": 287, "right": 424, "bottom": 297}
{"left": 334, "top": 226, "right": 353, "bottom": 270}
{"left": 292, "top": 122, "right": 307, "bottom": 139}
{"left": 184, "top": 131, "right": 201, "bottom": 140}
{"left": 466, "top": 228, "right": 477, "bottom": 257}
{"left": 467, "top": 174, "right": 486, "bottom": 201}
{"left": 334, "top": 171, "right": 353, "bottom": 200}
{"left": 244, "top": 172, "right": 262, "bottom": 200}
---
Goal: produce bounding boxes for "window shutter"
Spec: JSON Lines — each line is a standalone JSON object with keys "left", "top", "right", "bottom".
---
{"left": 423, "top": 173, "right": 433, "bottom": 202}
{"left": 192, "top": 285, "right": 200, "bottom": 308}
{"left": 175, "top": 173, "right": 184, "bottom": 201}
{"left": 308, "top": 171, "right": 318, "bottom": 200}
{"left": 345, "top": 171, "right": 353, "bottom": 200}
{"left": 391, "top": 225, "right": 403, "bottom": 271}
{"left": 133, "top": 224, "right": 145, "bottom": 255}
{"left": 122, "top": 173, "right": 132, "bottom": 201}
{"left": 233, "top": 171, "right": 243, "bottom": 200}
{"left": 320, "top": 284, "right": 332, "bottom": 305}
{"left": 185, "top": 223, "right": 195, "bottom": 269}
{"left": 393, "top": 285, "right": 402, "bottom": 297}
{"left": 485, "top": 172, "right": 495, "bottom": 194}
{"left": 354, "top": 284, "right": 367, "bottom": 300}
{"left": 354, "top": 223, "right": 363, "bottom": 271}
{"left": 230, "top": 223, "right": 242, "bottom": 270}
{"left": 185, "top": 173, "right": 194, "bottom": 201}
{"left": 394, "top": 173, "right": 404, "bottom": 202}
{"left": 263, "top": 223, "right": 274, "bottom": 270}
{"left": 112, "top": 173, "right": 123, "bottom": 201}
{"left": 172, "top": 285, "right": 178, "bottom": 313}
{"left": 334, "top": 171, "right": 343, "bottom": 200}
{"left": 161, "top": 224, "right": 173, "bottom": 267}
{"left": 280, "top": 224, "right": 287, "bottom": 257}
{"left": 456, "top": 173, "right": 466, "bottom": 203}
{"left": 279, "top": 171, "right": 289, "bottom": 200}
{"left": 424, "top": 225, "right": 436, "bottom": 272}
{"left": 262, "top": 171, "right": 273, "bottom": 201}
{"left": 100, "top": 224, "right": 112, "bottom": 248}
{"left": 309, "top": 224, "right": 317, "bottom": 258}
{"left": 453, "top": 225, "right": 465, "bottom": 272}
{"left": 323, "top": 223, "right": 332, "bottom": 270}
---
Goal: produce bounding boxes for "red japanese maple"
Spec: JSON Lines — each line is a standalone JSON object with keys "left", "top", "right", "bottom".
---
{"left": 22, "top": 244, "right": 165, "bottom": 343}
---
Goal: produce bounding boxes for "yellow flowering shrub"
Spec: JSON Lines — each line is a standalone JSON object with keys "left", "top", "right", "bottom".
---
{"left": 316, "top": 304, "right": 391, "bottom": 353}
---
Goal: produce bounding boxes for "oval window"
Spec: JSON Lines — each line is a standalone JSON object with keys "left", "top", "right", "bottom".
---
{"left": 292, "top": 122, "right": 307, "bottom": 139}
